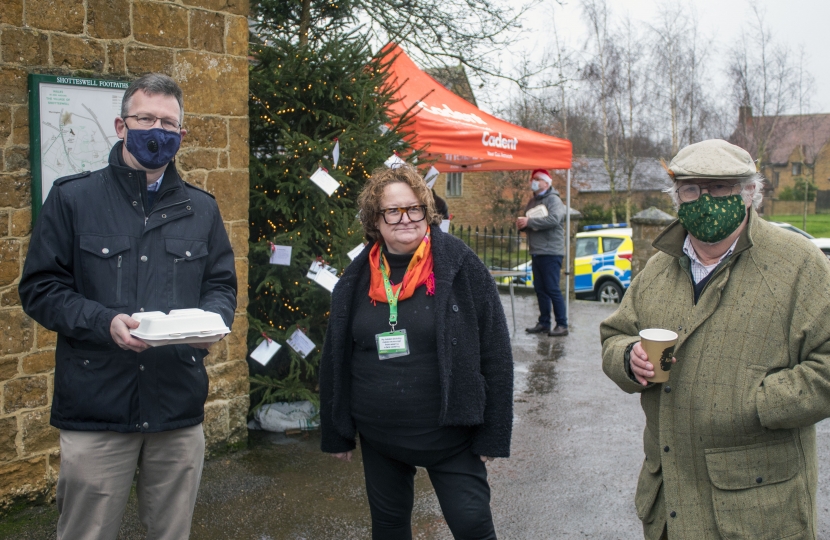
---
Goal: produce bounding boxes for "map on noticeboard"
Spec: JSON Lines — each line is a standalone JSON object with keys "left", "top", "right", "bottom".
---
{"left": 29, "top": 74, "right": 130, "bottom": 222}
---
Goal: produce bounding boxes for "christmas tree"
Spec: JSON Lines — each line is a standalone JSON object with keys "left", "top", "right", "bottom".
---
{"left": 247, "top": 0, "right": 418, "bottom": 406}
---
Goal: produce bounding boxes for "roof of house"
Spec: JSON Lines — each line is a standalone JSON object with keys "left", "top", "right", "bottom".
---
{"left": 424, "top": 65, "right": 478, "bottom": 107}
{"left": 731, "top": 112, "right": 830, "bottom": 165}
{"left": 571, "top": 157, "right": 672, "bottom": 193}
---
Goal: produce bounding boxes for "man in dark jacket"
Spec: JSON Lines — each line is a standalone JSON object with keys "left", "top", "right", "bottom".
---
{"left": 18, "top": 74, "right": 237, "bottom": 540}
{"left": 517, "top": 169, "right": 568, "bottom": 336}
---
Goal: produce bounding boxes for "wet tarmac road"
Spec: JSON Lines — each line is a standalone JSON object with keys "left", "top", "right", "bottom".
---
{"left": 5, "top": 294, "right": 830, "bottom": 539}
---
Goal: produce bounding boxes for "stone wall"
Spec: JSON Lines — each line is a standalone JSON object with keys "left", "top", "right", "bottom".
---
{"left": 0, "top": 0, "right": 250, "bottom": 508}
{"left": 765, "top": 199, "right": 816, "bottom": 216}
{"left": 432, "top": 171, "right": 504, "bottom": 227}
{"left": 630, "top": 207, "right": 675, "bottom": 278}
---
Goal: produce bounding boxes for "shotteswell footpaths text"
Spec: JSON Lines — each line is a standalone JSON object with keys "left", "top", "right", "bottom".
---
{"left": 54, "top": 77, "right": 130, "bottom": 89}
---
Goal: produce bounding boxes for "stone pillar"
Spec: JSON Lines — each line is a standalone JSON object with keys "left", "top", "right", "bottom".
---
{"left": 630, "top": 207, "right": 676, "bottom": 278}
{"left": 0, "top": 0, "right": 250, "bottom": 509}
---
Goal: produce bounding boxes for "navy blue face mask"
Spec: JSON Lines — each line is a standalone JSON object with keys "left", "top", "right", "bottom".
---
{"left": 124, "top": 126, "right": 181, "bottom": 170}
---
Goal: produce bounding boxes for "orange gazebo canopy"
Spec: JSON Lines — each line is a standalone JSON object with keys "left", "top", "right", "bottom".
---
{"left": 383, "top": 43, "right": 572, "bottom": 173}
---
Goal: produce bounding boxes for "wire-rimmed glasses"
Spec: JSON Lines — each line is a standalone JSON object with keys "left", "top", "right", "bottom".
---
{"left": 123, "top": 114, "right": 182, "bottom": 132}
{"left": 676, "top": 182, "right": 742, "bottom": 203}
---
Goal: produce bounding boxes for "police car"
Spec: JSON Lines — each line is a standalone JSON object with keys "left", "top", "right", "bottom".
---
{"left": 574, "top": 224, "right": 633, "bottom": 303}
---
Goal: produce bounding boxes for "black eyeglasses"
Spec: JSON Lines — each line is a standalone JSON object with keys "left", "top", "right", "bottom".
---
{"left": 379, "top": 205, "right": 427, "bottom": 224}
{"left": 123, "top": 114, "right": 181, "bottom": 132}
{"left": 676, "top": 182, "right": 742, "bottom": 203}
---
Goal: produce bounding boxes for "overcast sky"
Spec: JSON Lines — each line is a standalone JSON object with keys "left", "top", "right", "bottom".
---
{"left": 474, "top": 0, "right": 830, "bottom": 117}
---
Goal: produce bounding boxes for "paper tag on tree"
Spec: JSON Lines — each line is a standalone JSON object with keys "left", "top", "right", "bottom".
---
{"left": 424, "top": 166, "right": 440, "bottom": 189}
{"left": 347, "top": 243, "right": 366, "bottom": 261}
{"left": 250, "top": 339, "right": 281, "bottom": 366}
{"left": 314, "top": 267, "right": 339, "bottom": 292}
{"left": 332, "top": 139, "right": 340, "bottom": 168}
{"left": 309, "top": 167, "right": 340, "bottom": 196}
{"left": 384, "top": 153, "right": 405, "bottom": 168}
{"left": 306, "top": 260, "right": 323, "bottom": 279}
{"left": 287, "top": 328, "right": 316, "bottom": 359}
{"left": 269, "top": 245, "right": 292, "bottom": 266}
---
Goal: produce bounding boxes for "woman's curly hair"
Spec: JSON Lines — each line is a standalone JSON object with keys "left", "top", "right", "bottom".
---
{"left": 357, "top": 164, "right": 442, "bottom": 243}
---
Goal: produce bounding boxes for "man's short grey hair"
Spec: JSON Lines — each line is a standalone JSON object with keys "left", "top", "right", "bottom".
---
{"left": 664, "top": 174, "right": 765, "bottom": 211}
{"left": 121, "top": 73, "right": 184, "bottom": 123}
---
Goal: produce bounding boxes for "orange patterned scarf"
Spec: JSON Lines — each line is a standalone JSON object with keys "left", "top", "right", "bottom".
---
{"left": 368, "top": 233, "right": 435, "bottom": 303}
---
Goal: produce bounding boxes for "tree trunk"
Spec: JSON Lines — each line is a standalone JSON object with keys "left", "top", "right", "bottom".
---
{"left": 299, "top": 0, "right": 311, "bottom": 46}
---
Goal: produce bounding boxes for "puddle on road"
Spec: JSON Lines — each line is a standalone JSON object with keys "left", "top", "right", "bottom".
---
{"left": 523, "top": 340, "right": 563, "bottom": 396}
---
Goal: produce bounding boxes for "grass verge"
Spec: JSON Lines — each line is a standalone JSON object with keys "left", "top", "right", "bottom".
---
{"left": 764, "top": 214, "right": 830, "bottom": 238}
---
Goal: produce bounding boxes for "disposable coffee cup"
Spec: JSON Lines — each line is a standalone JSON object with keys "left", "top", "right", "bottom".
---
{"left": 639, "top": 329, "right": 678, "bottom": 383}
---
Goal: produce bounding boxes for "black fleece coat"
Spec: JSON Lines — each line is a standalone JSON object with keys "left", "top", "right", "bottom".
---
{"left": 319, "top": 226, "right": 514, "bottom": 457}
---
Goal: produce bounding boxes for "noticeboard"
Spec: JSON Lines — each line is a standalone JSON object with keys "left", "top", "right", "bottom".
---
{"left": 28, "top": 74, "right": 130, "bottom": 222}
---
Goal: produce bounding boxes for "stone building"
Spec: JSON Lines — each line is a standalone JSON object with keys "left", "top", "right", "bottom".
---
{"left": 570, "top": 157, "right": 674, "bottom": 216}
{"left": 731, "top": 108, "right": 830, "bottom": 213}
{"left": 0, "top": 0, "right": 251, "bottom": 508}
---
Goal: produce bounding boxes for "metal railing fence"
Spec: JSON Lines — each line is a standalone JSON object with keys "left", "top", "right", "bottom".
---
{"left": 449, "top": 224, "right": 532, "bottom": 285}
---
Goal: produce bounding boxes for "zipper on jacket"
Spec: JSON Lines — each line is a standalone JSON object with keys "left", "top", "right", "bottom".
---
{"left": 116, "top": 255, "right": 123, "bottom": 304}
{"left": 172, "top": 257, "right": 185, "bottom": 306}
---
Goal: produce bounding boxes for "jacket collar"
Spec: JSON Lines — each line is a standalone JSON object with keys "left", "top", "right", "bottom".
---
{"left": 653, "top": 206, "right": 757, "bottom": 260}
{"left": 534, "top": 186, "right": 559, "bottom": 200}
{"left": 428, "top": 224, "right": 465, "bottom": 284}
{"left": 107, "top": 141, "right": 186, "bottom": 213}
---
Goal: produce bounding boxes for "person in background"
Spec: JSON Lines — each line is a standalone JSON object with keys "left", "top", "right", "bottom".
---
{"left": 517, "top": 169, "right": 568, "bottom": 337}
{"left": 320, "top": 164, "right": 513, "bottom": 539}
{"left": 432, "top": 188, "right": 450, "bottom": 220}
{"left": 18, "top": 73, "right": 237, "bottom": 540}
{"left": 601, "top": 139, "right": 830, "bottom": 539}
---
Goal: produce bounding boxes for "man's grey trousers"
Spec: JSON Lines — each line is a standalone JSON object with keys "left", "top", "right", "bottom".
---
{"left": 56, "top": 424, "right": 205, "bottom": 540}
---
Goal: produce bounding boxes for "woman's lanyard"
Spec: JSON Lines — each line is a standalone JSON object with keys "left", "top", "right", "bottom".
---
{"left": 379, "top": 256, "right": 401, "bottom": 331}
{"left": 376, "top": 255, "right": 410, "bottom": 359}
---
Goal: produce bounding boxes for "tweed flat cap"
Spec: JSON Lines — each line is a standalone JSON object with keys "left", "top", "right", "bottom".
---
{"left": 668, "top": 139, "right": 756, "bottom": 180}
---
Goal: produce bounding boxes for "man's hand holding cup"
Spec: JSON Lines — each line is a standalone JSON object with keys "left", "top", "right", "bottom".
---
{"left": 632, "top": 329, "right": 679, "bottom": 386}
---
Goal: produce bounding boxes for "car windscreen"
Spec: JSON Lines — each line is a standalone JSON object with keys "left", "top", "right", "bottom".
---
{"left": 576, "top": 237, "right": 599, "bottom": 257}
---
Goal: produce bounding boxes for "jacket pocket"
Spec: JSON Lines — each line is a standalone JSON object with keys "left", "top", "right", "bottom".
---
{"left": 165, "top": 238, "right": 208, "bottom": 309}
{"left": 157, "top": 345, "right": 209, "bottom": 425}
{"left": 79, "top": 235, "right": 132, "bottom": 307}
{"left": 635, "top": 430, "right": 663, "bottom": 523}
{"left": 55, "top": 345, "right": 135, "bottom": 426}
{"left": 705, "top": 438, "right": 808, "bottom": 540}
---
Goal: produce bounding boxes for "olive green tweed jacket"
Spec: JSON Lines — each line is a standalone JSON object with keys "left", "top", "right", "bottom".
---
{"left": 601, "top": 210, "right": 830, "bottom": 540}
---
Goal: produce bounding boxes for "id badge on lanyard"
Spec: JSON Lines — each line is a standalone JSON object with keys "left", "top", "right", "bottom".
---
{"left": 375, "top": 257, "right": 410, "bottom": 360}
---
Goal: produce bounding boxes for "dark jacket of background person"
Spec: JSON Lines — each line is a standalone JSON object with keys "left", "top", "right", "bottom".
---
{"left": 18, "top": 142, "right": 237, "bottom": 434}
{"left": 521, "top": 187, "right": 566, "bottom": 255}
{"left": 432, "top": 189, "right": 450, "bottom": 220}
{"left": 319, "top": 225, "right": 514, "bottom": 458}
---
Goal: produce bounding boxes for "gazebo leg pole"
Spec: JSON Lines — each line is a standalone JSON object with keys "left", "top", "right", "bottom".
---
{"left": 566, "top": 168, "right": 571, "bottom": 328}
{"left": 510, "top": 280, "right": 516, "bottom": 335}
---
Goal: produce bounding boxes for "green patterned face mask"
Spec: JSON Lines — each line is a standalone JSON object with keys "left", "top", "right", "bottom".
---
{"left": 677, "top": 193, "right": 746, "bottom": 243}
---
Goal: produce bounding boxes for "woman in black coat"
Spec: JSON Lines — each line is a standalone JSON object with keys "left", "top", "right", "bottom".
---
{"left": 319, "top": 164, "right": 513, "bottom": 540}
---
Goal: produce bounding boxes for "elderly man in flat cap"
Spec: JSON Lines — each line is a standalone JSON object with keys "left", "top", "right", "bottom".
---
{"left": 601, "top": 139, "right": 830, "bottom": 539}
